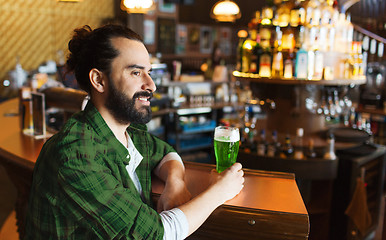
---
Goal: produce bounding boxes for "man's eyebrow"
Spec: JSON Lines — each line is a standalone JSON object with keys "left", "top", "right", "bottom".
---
{"left": 127, "top": 64, "right": 145, "bottom": 69}
{"left": 127, "top": 64, "right": 152, "bottom": 72}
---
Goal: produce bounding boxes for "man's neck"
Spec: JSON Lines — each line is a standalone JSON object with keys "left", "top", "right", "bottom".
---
{"left": 96, "top": 103, "right": 130, "bottom": 148}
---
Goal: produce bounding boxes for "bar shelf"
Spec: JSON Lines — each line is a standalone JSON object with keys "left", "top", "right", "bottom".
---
{"left": 233, "top": 71, "right": 367, "bottom": 86}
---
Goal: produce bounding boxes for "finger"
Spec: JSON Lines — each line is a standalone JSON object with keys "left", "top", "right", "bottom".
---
{"left": 231, "top": 162, "right": 242, "bottom": 171}
{"left": 241, "top": 176, "right": 245, "bottom": 184}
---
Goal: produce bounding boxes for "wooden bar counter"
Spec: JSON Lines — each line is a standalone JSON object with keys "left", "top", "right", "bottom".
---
{"left": 0, "top": 98, "right": 309, "bottom": 239}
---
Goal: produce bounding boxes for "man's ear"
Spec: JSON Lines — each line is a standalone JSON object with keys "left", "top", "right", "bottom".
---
{"left": 89, "top": 68, "right": 106, "bottom": 93}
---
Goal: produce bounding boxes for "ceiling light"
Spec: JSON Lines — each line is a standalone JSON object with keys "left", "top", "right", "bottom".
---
{"left": 210, "top": 0, "right": 241, "bottom": 22}
{"left": 120, "top": 0, "right": 154, "bottom": 14}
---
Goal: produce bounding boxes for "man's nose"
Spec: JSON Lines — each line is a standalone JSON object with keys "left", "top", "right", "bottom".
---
{"left": 142, "top": 73, "right": 156, "bottom": 93}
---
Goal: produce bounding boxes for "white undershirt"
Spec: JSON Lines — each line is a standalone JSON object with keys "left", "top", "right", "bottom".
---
{"left": 124, "top": 132, "right": 189, "bottom": 240}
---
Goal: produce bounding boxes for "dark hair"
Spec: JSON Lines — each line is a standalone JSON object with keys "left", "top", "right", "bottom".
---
{"left": 66, "top": 24, "right": 143, "bottom": 93}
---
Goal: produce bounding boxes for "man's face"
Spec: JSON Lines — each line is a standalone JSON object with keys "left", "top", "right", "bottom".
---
{"left": 105, "top": 37, "right": 156, "bottom": 125}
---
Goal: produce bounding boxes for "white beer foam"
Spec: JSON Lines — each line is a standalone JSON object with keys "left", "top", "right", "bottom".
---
{"left": 214, "top": 128, "right": 240, "bottom": 142}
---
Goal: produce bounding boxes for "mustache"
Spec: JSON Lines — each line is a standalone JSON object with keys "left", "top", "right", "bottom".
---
{"left": 132, "top": 91, "right": 153, "bottom": 100}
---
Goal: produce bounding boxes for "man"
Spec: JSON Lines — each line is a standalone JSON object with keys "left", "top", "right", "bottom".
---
{"left": 25, "top": 24, "right": 244, "bottom": 239}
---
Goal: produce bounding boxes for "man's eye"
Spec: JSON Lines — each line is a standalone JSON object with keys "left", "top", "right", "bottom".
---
{"left": 133, "top": 71, "right": 141, "bottom": 76}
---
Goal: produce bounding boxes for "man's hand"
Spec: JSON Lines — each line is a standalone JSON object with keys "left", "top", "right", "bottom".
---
{"left": 157, "top": 176, "right": 191, "bottom": 212}
{"left": 209, "top": 163, "right": 244, "bottom": 203}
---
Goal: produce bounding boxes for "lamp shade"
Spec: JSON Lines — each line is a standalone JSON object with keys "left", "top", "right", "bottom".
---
{"left": 120, "top": 0, "right": 154, "bottom": 14}
{"left": 210, "top": 0, "right": 241, "bottom": 22}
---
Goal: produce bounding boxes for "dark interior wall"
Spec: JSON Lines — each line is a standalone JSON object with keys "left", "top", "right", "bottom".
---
{"left": 348, "top": 0, "right": 386, "bottom": 37}
{"left": 177, "top": 0, "right": 386, "bottom": 37}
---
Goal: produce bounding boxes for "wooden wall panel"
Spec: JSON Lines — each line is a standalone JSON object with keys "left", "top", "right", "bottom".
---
{"left": 0, "top": 0, "right": 115, "bottom": 81}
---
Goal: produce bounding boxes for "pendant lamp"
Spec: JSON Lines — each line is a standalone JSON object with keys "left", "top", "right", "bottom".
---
{"left": 210, "top": 0, "right": 241, "bottom": 22}
{"left": 120, "top": 0, "right": 154, "bottom": 14}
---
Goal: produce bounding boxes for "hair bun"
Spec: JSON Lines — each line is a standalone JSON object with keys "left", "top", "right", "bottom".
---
{"left": 66, "top": 25, "right": 93, "bottom": 71}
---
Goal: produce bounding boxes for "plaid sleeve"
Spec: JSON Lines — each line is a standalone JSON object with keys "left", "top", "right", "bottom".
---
{"left": 57, "top": 145, "right": 164, "bottom": 240}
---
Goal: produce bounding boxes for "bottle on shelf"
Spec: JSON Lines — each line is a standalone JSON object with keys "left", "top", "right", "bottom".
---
{"left": 294, "top": 128, "right": 304, "bottom": 160}
{"left": 289, "top": 0, "right": 302, "bottom": 27}
{"left": 258, "top": 18, "right": 273, "bottom": 77}
{"left": 280, "top": 135, "right": 294, "bottom": 158}
{"left": 267, "top": 130, "right": 281, "bottom": 157}
{"left": 306, "top": 138, "right": 317, "bottom": 159}
{"left": 307, "top": 47, "right": 315, "bottom": 80}
{"left": 250, "top": 34, "right": 263, "bottom": 74}
{"left": 257, "top": 129, "right": 268, "bottom": 156}
{"left": 294, "top": 24, "right": 306, "bottom": 50}
{"left": 274, "top": 0, "right": 292, "bottom": 27}
{"left": 241, "top": 34, "right": 256, "bottom": 73}
{"left": 283, "top": 49, "right": 295, "bottom": 79}
{"left": 259, "top": 47, "right": 272, "bottom": 78}
{"left": 272, "top": 46, "right": 284, "bottom": 78}
{"left": 313, "top": 49, "right": 324, "bottom": 80}
{"left": 295, "top": 44, "right": 308, "bottom": 79}
{"left": 236, "top": 30, "right": 248, "bottom": 72}
{"left": 282, "top": 26, "right": 296, "bottom": 51}
{"left": 323, "top": 133, "right": 337, "bottom": 160}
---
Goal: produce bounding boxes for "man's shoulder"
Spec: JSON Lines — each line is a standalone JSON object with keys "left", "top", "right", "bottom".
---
{"left": 45, "top": 112, "right": 100, "bottom": 154}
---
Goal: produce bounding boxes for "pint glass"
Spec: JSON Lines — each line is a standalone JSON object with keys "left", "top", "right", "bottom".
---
{"left": 214, "top": 126, "right": 240, "bottom": 173}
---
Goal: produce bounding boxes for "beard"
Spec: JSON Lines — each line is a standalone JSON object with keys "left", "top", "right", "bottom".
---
{"left": 105, "top": 79, "right": 152, "bottom": 125}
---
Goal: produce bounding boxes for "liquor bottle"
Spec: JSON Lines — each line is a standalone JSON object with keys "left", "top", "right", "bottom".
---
{"left": 295, "top": 44, "right": 308, "bottom": 79}
{"left": 280, "top": 135, "right": 294, "bottom": 158}
{"left": 297, "top": 0, "right": 307, "bottom": 26}
{"left": 283, "top": 49, "right": 295, "bottom": 79}
{"left": 272, "top": 46, "right": 284, "bottom": 78}
{"left": 259, "top": 22, "right": 272, "bottom": 51}
{"left": 306, "top": 138, "right": 317, "bottom": 159}
{"left": 257, "top": 129, "right": 268, "bottom": 156}
{"left": 307, "top": 48, "right": 315, "bottom": 80}
{"left": 313, "top": 49, "right": 324, "bottom": 80}
{"left": 241, "top": 36, "right": 255, "bottom": 73}
{"left": 295, "top": 25, "right": 306, "bottom": 50}
{"left": 327, "top": 18, "right": 336, "bottom": 52}
{"left": 289, "top": 0, "right": 300, "bottom": 27}
{"left": 323, "top": 133, "right": 337, "bottom": 160}
{"left": 250, "top": 34, "right": 263, "bottom": 74}
{"left": 305, "top": 0, "right": 321, "bottom": 27}
{"left": 267, "top": 130, "right": 281, "bottom": 157}
{"left": 241, "top": 127, "right": 255, "bottom": 153}
{"left": 293, "top": 128, "right": 304, "bottom": 160}
{"left": 356, "top": 41, "right": 364, "bottom": 77}
{"left": 236, "top": 30, "right": 248, "bottom": 72}
{"left": 275, "top": 0, "right": 292, "bottom": 27}
{"left": 261, "top": 4, "right": 274, "bottom": 26}
{"left": 321, "top": 0, "right": 334, "bottom": 26}
{"left": 282, "top": 26, "right": 295, "bottom": 51}
{"left": 304, "top": 17, "right": 317, "bottom": 51}
{"left": 259, "top": 47, "right": 272, "bottom": 78}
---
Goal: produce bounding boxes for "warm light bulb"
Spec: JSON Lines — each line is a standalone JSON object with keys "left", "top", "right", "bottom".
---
{"left": 211, "top": 0, "right": 241, "bottom": 22}
{"left": 237, "top": 30, "right": 248, "bottom": 38}
{"left": 213, "top": 1, "right": 240, "bottom": 15}
{"left": 122, "top": 0, "right": 154, "bottom": 13}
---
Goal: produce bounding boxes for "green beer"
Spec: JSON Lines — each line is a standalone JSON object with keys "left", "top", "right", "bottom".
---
{"left": 214, "top": 126, "right": 240, "bottom": 173}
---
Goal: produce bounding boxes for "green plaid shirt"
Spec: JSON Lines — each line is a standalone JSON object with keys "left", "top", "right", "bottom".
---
{"left": 25, "top": 102, "right": 176, "bottom": 239}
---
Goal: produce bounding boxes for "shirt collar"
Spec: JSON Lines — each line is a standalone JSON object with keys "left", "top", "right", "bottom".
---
{"left": 83, "top": 101, "right": 128, "bottom": 160}
{"left": 82, "top": 101, "right": 149, "bottom": 162}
